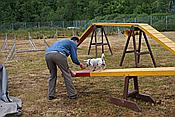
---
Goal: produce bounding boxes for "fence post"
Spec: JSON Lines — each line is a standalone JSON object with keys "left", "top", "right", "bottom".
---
{"left": 73, "top": 21, "right": 75, "bottom": 27}
{"left": 24, "top": 22, "right": 27, "bottom": 29}
{"left": 38, "top": 22, "right": 40, "bottom": 28}
{"left": 11, "top": 23, "right": 14, "bottom": 30}
{"left": 50, "top": 21, "right": 53, "bottom": 27}
{"left": 123, "top": 18, "right": 126, "bottom": 23}
{"left": 150, "top": 16, "right": 153, "bottom": 25}
{"left": 165, "top": 16, "right": 168, "bottom": 30}
{"left": 62, "top": 21, "right": 64, "bottom": 28}
{"left": 134, "top": 17, "right": 137, "bottom": 23}
{"left": 75, "top": 20, "right": 77, "bottom": 27}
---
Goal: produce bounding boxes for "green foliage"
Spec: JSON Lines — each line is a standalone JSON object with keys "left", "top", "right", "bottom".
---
{"left": 0, "top": 0, "right": 174, "bottom": 23}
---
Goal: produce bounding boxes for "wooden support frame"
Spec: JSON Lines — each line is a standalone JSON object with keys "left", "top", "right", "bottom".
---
{"left": 73, "top": 67, "right": 175, "bottom": 111}
{"left": 110, "top": 76, "right": 155, "bottom": 112}
{"left": 120, "top": 27, "right": 156, "bottom": 67}
{"left": 88, "top": 26, "right": 113, "bottom": 57}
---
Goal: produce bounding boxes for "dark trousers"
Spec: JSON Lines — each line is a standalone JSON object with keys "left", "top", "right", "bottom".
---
{"left": 45, "top": 52, "right": 77, "bottom": 97}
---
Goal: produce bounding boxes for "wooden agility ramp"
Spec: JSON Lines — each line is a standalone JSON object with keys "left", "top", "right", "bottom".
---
{"left": 76, "top": 23, "right": 175, "bottom": 111}
{"left": 78, "top": 23, "right": 175, "bottom": 55}
{"left": 73, "top": 67, "right": 175, "bottom": 112}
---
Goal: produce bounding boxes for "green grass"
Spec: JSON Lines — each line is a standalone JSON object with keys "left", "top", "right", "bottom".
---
{"left": 0, "top": 32, "right": 175, "bottom": 116}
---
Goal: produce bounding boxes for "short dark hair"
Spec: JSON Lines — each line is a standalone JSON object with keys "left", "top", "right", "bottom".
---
{"left": 71, "top": 36, "right": 79, "bottom": 42}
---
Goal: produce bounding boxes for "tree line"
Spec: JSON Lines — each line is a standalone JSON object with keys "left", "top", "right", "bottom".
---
{"left": 0, "top": 0, "right": 174, "bottom": 23}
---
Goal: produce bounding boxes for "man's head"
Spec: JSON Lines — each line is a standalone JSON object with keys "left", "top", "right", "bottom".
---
{"left": 71, "top": 36, "right": 79, "bottom": 45}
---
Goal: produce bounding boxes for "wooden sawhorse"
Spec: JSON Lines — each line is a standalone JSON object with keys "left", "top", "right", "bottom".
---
{"left": 120, "top": 27, "right": 156, "bottom": 67}
{"left": 88, "top": 26, "right": 113, "bottom": 57}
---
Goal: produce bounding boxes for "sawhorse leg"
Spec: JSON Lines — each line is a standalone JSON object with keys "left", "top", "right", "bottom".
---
{"left": 110, "top": 76, "right": 155, "bottom": 112}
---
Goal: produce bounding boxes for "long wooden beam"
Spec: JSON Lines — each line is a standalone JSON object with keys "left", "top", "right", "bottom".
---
{"left": 94, "top": 23, "right": 136, "bottom": 27}
{"left": 74, "top": 67, "right": 175, "bottom": 77}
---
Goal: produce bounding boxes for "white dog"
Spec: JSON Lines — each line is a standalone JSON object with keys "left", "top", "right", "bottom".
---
{"left": 84, "top": 53, "right": 106, "bottom": 71}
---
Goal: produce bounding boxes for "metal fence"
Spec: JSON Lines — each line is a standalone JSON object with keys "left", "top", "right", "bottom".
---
{"left": 0, "top": 15, "right": 175, "bottom": 31}
{"left": 0, "top": 20, "right": 89, "bottom": 31}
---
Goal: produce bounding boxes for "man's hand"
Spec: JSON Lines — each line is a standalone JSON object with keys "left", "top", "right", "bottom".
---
{"left": 80, "top": 63, "right": 86, "bottom": 69}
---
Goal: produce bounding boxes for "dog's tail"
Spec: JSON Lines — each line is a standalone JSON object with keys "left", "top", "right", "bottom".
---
{"left": 101, "top": 53, "right": 105, "bottom": 61}
{"left": 101, "top": 53, "right": 106, "bottom": 69}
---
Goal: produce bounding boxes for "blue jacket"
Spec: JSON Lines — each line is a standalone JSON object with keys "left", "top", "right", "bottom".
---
{"left": 46, "top": 39, "right": 80, "bottom": 65}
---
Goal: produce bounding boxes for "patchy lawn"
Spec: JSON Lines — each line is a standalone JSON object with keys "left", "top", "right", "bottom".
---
{"left": 0, "top": 31, "right": 175, "bottom": 117}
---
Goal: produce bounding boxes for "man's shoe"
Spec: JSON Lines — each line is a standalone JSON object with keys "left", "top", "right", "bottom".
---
{"left": 68, "top": 95, "right": 77, "bottom": 99}
{"left": 48, "top": 96, "right": 56, "bottom": 100}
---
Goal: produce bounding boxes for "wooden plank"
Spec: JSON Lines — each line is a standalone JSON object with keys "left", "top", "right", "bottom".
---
{"left": 171, "top": 48, "right": 175, "bottom": 51}
{"left": 78, "top": 25, "right": 95, "bottom": 46}
{"left": 155, "top": 38, "right": 174, "bottom": 43}
{"left": 153, "top": 33, "right": 165, "bottom": 35}
{"left": 73, "top": 67, "right": 175, "bottom": 77}
{"left": 164, "top": 43, "right": 175, "bottom": 47}
{"left": 140, "top": 26, "right": 154, "bottom": 30}
{"left": 143, "top": 29, "right": 157, "bottom": 33}
{"left": 137, "top": 25, "right": 175, "bottom": 55}
{"left": 161, "top": 40, "right": 174, "bottom": 46}
{"left": 90, "top": 67, "right": 175, "bottom": 77}
{"left": 94, "top": 23, "right": 136, "bottom": 27}
{"left": 153, "top": 37, "right": 168, "bottom": 40}
{"left": 149, "top": 33, "right": 164, "bottom": 36}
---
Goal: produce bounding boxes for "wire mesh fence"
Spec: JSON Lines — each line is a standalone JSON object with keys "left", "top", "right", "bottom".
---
{"left": 0, "top": 15, "right": 175, "bottom": 32}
